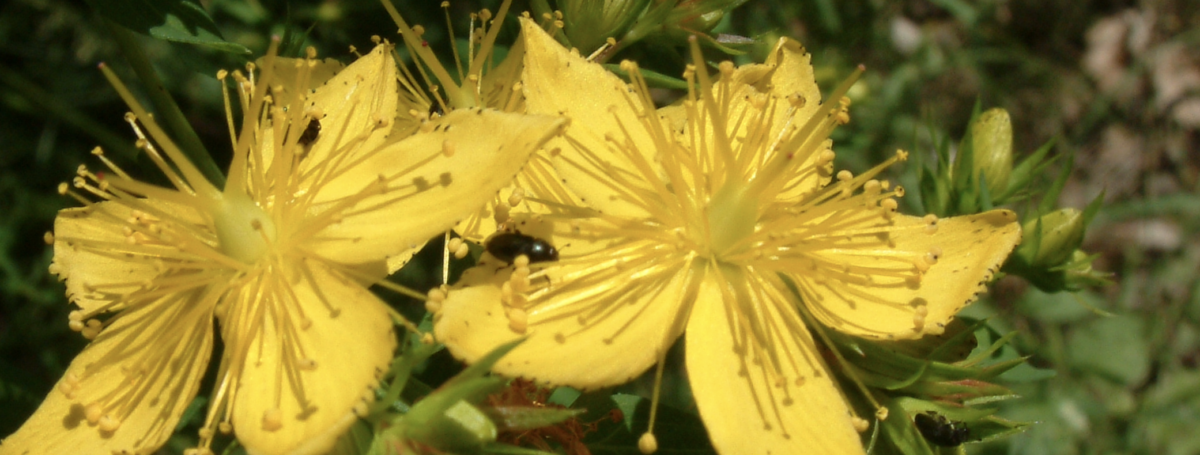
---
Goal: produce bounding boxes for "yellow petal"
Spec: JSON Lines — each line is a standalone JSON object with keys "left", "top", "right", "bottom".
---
{"left": 228, "top": 261, "right": 395, "bottom": 455}
{"left": 308, "top": 109, "right": 564, "bottom": 267}
{"left": 300, "top": 43, "right": 398, "bottom": 176}
{"left": 794, "top": 209, "right": 1021, "bottom": 340}
{"left": 520, "top": 18, "right": 659, "bottom": 219}
{"left": 0, "top": 289, "right": 214, "bottom": 455}
{"left": 52, "top": 200, "right": 207, "bottom": 315}
{"left": 436, "top": 217, "right": 695, "bottom": 388}
{"left": 263, "top": 56, "right": 347, "bottom": 102}
{"left": 686, "top": 273, "right": 865, "bottom": 455}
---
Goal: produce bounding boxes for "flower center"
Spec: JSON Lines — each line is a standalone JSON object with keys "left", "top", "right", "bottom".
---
{"left": 707, "top": 181, "right": 758, "bottom": 258}
{"left": 213, "top": 191, "right": 277, "bottom": 264}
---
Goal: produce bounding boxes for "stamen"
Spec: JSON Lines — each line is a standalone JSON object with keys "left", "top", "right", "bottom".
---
{"left": 639, "top": 352, "right": 668, "bottom": 455}
{"left": 98, "top": 64, "right": 219, "bottom": 199}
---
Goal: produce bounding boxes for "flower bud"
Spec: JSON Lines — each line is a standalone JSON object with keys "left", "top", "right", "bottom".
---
{"left": 559, "top": 0, "right": 651, "bottom": 54}
{"left": 1015, "top": 208, "right": 1085, "bottom": 269}
{"left": 967, "top": 108, "right": 1013, "bottom": 197}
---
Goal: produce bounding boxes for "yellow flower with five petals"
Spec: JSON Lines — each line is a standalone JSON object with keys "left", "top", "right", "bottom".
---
{"left": 434, "top": 20, "right": 1021, "bottom": 455}
{"left": 1, "top": 41, "right": 563, "bottom": 455}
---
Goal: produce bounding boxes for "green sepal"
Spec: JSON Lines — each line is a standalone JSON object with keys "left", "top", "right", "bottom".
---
{"left": 484, "top": 406, "right": 586, "bottom": 432}
{"left": 604, "top": 64, "right": 690, "bottom": 90}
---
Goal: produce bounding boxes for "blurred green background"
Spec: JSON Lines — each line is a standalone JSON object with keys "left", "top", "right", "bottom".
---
{"left": 1, "top": 0, "right": 1197, "bottom": 453}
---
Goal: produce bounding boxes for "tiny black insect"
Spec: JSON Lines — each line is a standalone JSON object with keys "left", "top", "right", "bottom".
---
{"left": 299, "top": 119, "right": 321, "bottom": 146}
{"left": 485, "top": 231, "right": 558, "bottom": 264}
{"left": 914, "top": 412, "right": 970, "bottom": 447}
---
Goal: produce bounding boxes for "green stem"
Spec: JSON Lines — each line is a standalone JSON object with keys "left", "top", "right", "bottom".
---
{"left": 106, "top": 21, "right": 226, "bottom": 188}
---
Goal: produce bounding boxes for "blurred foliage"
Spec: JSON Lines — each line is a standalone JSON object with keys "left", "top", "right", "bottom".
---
{"left": 2, "top": 0, "right": 1199, "bottom": 453}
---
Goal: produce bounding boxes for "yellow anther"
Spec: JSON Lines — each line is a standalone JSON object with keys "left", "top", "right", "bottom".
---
{"left": 442, "top": 139, "right": 456, "bottom": 157}
{"left": 98, "top": 415, "right": 121, "bottom": 432}
{"left": 751, "top": 93, "right": 768, "bottom": 110}
{"left": 788, "top": 93, "right": 807, "bottom": 108}
{"left": 923, "top": 252, "right": 938, "bottom": 266}
{"left": 508, "top": 188, "right": 525, "bottom": 207}
{"left": 863, "top": 179, "right": 881, "bottom": 196}
{"left": 219, "top": 422, "right": 233, "bottom": 434}
{"left": 852, "top": 416, "right": 870, "bottom": 433}
{"left": 837, "top": 170, "right": 853, "bottom": 182}
{"left": 923, "top": 214, "right": 939, "bottom": 234}
{"left": 508, "top": 308, "right": 528, "bottom": 333}
{"left": 876, "top": 407, "right": 889, "bottom": 420}
{"left": 514, "top": 254, "right": 531, "bottom": 268}
{"left": 718, "top": 61, "right": 735, "bottom": 76}
{"left": 262, "top": 409, "right": 283, "bottom": 431}
{"left": 85, "top": 403, "right": 103, "bottom": 424}
{"left": 818, "top": 150, "right": 836, "bottom": 165}
{"left": 493, "top": 203, "right": 511, "bottom": 225}
{"left": 638, "top": 432, "right": 659, "bottom": 454}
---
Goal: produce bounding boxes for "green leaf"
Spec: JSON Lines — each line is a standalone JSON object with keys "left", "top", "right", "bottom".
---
{"left": 87, "top": 0, "right": 251, "bottom": 54}
{"left": 1067, "top": 315, "right": 1150, "bottom": 385}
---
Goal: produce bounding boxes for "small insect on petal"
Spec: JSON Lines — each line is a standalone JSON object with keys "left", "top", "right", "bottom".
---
{"left": 485, "top": 230, "right": 559, "bottom": 265}
{"left": 298, "top": 118, "right": 321, "bottom": 146}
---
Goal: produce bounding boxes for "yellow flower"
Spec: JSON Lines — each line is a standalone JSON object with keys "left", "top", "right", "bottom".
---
{"left": 0, "top": 41, "right": 563, "bottom": 455}
{"left": 434, "top": 19, "right": 1022, "bottom": 455}
{"left": 379, "top": 0, "right": 581, "bottom": 247}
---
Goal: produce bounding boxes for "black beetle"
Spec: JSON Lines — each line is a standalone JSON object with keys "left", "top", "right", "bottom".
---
{"left": 298, "top": 118, "right": 321, "bottom": 146}
{"left": 914, "top": 411, "right": 970, "bottom": 447}
{"left": 485, "top": 231, "right": 558, "bottom": 264}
